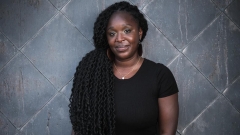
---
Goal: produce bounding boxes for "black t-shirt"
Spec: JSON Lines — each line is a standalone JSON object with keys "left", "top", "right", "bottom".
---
{"left": 114, "top": 58, "right": 178, "bottom": 135}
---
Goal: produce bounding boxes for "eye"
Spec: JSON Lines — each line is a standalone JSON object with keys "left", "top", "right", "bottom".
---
{"left": 124, "top": 29, "right": 131, "bottom": 34}
{"left": 108, "top": 32, "right": 115, "bottom": 37}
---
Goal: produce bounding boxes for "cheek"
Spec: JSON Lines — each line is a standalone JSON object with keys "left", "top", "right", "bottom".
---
{"left": 128, "top": 33, "right": 139, "bottom": 42}
{"left": 106, "top": 36, "right": 113, "bottom": 44}
{"left": 129, "top": 36, "right": 139, "bottom": 45}
{"left": 107, "top": 38, "right": 115, "bottom": 46}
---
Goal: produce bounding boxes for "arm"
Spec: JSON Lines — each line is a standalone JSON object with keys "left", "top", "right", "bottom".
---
{"left": 71, "top": 129, "right": 75, "bottom": 135}
{"left": 158, "top": 93, "right": 179, "bottom": 135}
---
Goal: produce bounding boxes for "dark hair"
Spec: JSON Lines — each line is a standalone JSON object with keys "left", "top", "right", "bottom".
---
{"left": 69, "top": 1, "right": 148, "bottom": 135}
{"left": 93, "top": 1, "right": 148, "bottom": 50}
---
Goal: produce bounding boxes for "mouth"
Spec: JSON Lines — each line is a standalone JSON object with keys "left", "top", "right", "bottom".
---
{"left": 115, "top": 45, "right": 129, "bottom": 52}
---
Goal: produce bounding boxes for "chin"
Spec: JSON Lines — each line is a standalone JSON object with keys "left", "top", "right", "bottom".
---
{"left": 118, "top": 53, "right": 136, "bottom": 60}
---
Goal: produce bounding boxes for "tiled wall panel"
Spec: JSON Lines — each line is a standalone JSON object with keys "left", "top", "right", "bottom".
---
{"left": 0, "top": 0, "right": 58, "bottom": 49}
{"left": 0, "top": 0, "right": 239, "bottom": 134}
{"left": 0, "top": 53, "right": 56, "bottom": 128}
{"left": 17, "top": 94, "right": 71, "bottom": 135}
{"left": 183, "top": 14, "right": 240, "bottom": 92}
{"left": 183, "top": 96, "right": 240, "bottom": 135}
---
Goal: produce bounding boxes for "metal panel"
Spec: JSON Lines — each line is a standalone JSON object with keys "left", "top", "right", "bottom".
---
{"left": 0, "top": 0, "right": 239, "bottom": 134}
{"left": 224, "top": 77, "right": 240, "bottom": 112}
{"left": 142, "top": 0, "right": 220, "bottom": 50}
{"left": 61, "top": 79, "right": 73, "bottom": 99}
{"left": 225, "top": 0, "right": 240, "bottom": 28}
{"left": 0, "top": 0, "right": 57, "bottom": 48}
{"left": 212, "top": 0, "right": 233, "bottom": 10}
{"left": 0, "top": 32, "right": 18, "bottom": 70}
{"left": 168, "top": 54, "right": 219, "bottom": 132}
{"left": 0, "top": 53, "right": 56, "bottom": 128}
{"left": 0, "top": 112, "right": 17, "bottom": 135}
{"left": 183, "top": 95, "right": 240, "bottom": 135}
{"left": 18, "top": 93, "right": 71, "bottom": 135}
{"left": 21, "top": 13, "right": 94, "bottom": 90}
{"left": 142, "top": 19, "right": 180, "bottom": 65}
{"left": 49, "top": 0, "right": 70, "bottom": 10}
{"left": 183, "top": 14, "right": 240, "bottom": 92}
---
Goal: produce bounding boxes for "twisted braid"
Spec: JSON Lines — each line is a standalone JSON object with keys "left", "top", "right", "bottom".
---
{"left": 69, "top": 1, "right": 148, "bottom": 135}
{"left": 69, "top": 49, "right": 114, "bottom": 135}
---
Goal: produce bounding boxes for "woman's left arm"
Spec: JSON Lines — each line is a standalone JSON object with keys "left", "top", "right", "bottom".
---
{"left": 158, "top": 93, "right": 179, "bottom": 135}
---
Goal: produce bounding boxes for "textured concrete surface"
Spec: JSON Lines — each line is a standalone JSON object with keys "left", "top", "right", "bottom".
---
{"left": 0, "top": 0, "right": 240, "bottom": 135}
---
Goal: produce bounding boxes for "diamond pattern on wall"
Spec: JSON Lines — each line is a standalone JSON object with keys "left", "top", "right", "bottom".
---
{"left": 61, "top": 0, "right": 129, "bottom": 42}
{"left": 0, "top": 32, "right": 18, "bottom": 70}
{"left": 18, "top": 93, "right": 71, "bottom": 135}
{"left": 21, "top": 13, "right": 94, "bottom": 90}
{"left": 168, "top": 55, "right": 219, "bottom": 131}
{"left": 0, "top": 112, "right": 16, "bottom": 135}
{"left": 0, "top": 0, "right": 240, "bottom": 134}
{"left": 142, "top": 19, "right": 179, "bottom": 65}
{"left": 183, "top": 14, "right": 240, "bottom": 92}
{"left": 212, "top": 0, "right": 233, "bottom": 10}
{"left": 49, "top": 0, "right": 70, "bottom": 10}
{"left": 142, "top": 0, "right": 220, "bottom": 50}
{"left": 182, "top": 95, "right": 240, "bottom": 135}
{"left": 61, "top": 0, "right": 101, "bottom": 42}
{"left": 224, "top": 77, "right": 240, "bottom": 111}
{"left": 0, "top": 0, "right": 58, "bottom": 49}
{"left": 0, "top": 52, "right": 56, "bottom": 128}
{"left": 130, "top": 0, "right": 153, "bottom": 10}
{"left": 61, "top": 79, "right": 73, "bottom": 99}
{"left": 225, "top": 0, "right": 240, "bottom": 28}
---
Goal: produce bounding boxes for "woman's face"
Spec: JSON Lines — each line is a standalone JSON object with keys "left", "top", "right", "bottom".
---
{"left": 106, "top": 11, "right": 143, "bottom": 60}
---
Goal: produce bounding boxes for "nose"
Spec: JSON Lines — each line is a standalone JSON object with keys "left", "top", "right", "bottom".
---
{"left": 116, "top": 33, "right": 124, "bottom": 42}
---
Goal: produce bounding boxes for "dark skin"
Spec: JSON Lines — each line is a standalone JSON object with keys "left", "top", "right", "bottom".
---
{"left": 106, "top": 11, "right": 143, "bottom": 76}
{"left": 106, "top": 11, "right": 179, "bottom": 135}
{"left": 158, "top": 93, "right": 179, "bottom": 135}
{"left": 72, "top": 11, "right": 179, "bottom": 135}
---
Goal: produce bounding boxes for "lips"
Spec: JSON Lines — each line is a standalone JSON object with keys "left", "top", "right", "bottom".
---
{"left": 115, "top": 45, "right": 129, "bottom": 52}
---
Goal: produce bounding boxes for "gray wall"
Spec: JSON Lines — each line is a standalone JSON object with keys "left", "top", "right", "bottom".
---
{"left": 0, "top": 0, "right": 240, "bottom": 135}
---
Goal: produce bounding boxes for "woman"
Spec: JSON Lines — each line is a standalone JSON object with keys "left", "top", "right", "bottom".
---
{"left": 69, "top": 1, "right": 179, "bottom": 135}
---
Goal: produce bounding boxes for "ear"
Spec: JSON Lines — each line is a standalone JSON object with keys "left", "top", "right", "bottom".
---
{"left": 139, "top": 28, "right": 143, "bottom": 40}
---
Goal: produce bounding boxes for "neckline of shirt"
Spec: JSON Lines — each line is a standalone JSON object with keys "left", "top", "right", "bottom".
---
{"left": 114, "top": 58, "right": 146, "bottom": 81}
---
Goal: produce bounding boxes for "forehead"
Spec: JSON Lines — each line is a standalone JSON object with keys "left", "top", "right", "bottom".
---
{"left": 107, "top": 11, "right": 138, "bottom": 27}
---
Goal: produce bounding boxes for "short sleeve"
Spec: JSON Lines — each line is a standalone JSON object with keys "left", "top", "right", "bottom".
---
{"left": 157, "top": 64, "right": 178, "bottom": 98}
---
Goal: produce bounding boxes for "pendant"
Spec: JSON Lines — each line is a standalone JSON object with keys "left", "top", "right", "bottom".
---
{"left": 122, "top": 77, "right": 124, "bottom": 80}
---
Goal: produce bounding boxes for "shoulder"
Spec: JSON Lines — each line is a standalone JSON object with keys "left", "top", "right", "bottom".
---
{"left": 143, "top": 58, "right": 178, "bottom": 97}
{"left": 141, "top": 58, "right": 178, "bottom": 97}
{"left": 143, "top": 58, "right": 170, "bottom": 74}
{"left": 142, "top": 58, "right": 175, "bottom": 81}
{"left": 143, "top": 58, "right": 176, "bottom": 84}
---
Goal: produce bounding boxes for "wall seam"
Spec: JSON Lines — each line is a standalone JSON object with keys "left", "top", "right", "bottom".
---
{"left": 181, "top": 95, "right": 221, "bottom": 134}
{"left": 59, "top": 12, "right": 95, "bottom": 47}
{"left": 19, "top": 92, "right": 60, "bottom": 131}
{"left": 211, "top": 0, "right": 240, "bottom": 29}
{"left": 0, "top": 111, "right": 18, "bottom": 130}
{"left": 142, "top": 9, "right": 222, "bottom": 94}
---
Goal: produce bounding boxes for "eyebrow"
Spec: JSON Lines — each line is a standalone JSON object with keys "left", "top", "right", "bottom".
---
{"left": 107, "top": 24, "right": 132, "bottom": 30}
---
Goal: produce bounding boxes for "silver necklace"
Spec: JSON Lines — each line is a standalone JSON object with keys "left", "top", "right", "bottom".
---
{"left": 114, "top": 57, "right": 141, "bottom": 80}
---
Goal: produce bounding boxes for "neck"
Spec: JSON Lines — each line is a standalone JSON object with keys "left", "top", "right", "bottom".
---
{"left": 114, "top": 55, "right": 141, "bottom": 68}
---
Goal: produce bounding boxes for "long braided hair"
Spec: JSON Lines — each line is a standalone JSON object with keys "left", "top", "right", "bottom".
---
{"left": 69, "top": 1, "right": 148, "bottom": 135}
